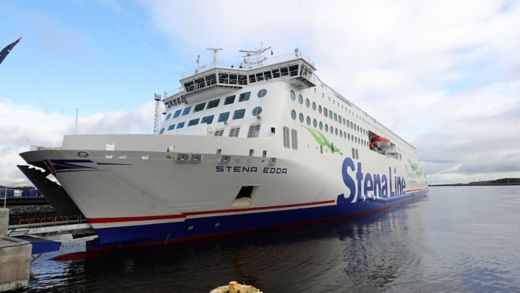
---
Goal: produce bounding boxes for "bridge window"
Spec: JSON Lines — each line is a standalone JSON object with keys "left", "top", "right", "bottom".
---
{"left": 165, "top": 113, "right": 172, "bottom": 120}
{"left": 173, "top": 109, "right": 182, "bottom": 118}
{"left": 182, "top": 106, "right": 192, "bottom": 116}
{"left": 201, "top": 115, "right": 214, "bottom": 124}
{"left": 257, "top": 89, "right": 267, "bottom": 98}
{"left": 233, "top": 109, "right": 246, "bottom": 120}
{"left": 159, "top": 128, "right": 165, "bottom": 134}
{"left": 218, "top": 112, "right": 230, "bottom": 122}
{"left": 188, "top": 118, "right": 200, "bottom": 126}
{"left": 238, "top": 75, "right": 247, "bottom": 85}
{"left": 224, "top": 95, "right": 236, "bottom": 105}
{"left": 207, "top": 99, "right": 220, "bottom": 109}
{"left": 194, "top": 102, "right": 206, "bottom": 112}
{"left": 239, "top": 91, "right": 251, "bottom": 102}
{"left": 289, "top": 65, "right": 299, "bottom": 76}
{"left": 177, "top": 122, "right": 185, "bottom": 129}
{"left": 167, "top": 124, "right": 175, "bottom": 130}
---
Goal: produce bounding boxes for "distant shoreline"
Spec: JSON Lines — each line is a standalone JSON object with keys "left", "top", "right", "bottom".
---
{"left": 429, "top": 183, "right": 520, "bottom": 187}
{"left": 429, "top": 177, "right": 520, "bottom": 187}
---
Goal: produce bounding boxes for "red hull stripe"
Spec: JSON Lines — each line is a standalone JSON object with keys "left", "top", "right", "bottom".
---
{"left": 405, "top": 188, "right": 428, "bottom": 193}
{"left": 88, "top": 199, "right": 336, "bottom": 224}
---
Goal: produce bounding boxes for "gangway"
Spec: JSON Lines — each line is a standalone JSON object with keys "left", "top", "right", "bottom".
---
{"left": 8, "top": 221, "right": 94, "bottom": 238}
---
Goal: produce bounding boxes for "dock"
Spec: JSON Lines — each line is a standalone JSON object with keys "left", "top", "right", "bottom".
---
{"left": 0, "top": 208, "right": 93, "bottom": 291}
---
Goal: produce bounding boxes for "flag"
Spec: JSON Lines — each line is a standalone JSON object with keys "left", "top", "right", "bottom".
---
{"left": 0, "top": 37, "right": 22, "bottom": 65}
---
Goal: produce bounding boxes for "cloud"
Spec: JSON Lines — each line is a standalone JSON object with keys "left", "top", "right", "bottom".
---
{"left": 139, "top": 0, "right": 520, "bottom": 184}
{"left": 3, "top": 1, "right": 520, "bottom": 185}
{"left": 0, "top": 99, "right": 155, "bottom": 185}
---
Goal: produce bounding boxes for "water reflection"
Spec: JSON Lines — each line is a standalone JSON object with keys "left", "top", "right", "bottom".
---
{"left": 26, "top": 199, "right": 429, "bottom": 292}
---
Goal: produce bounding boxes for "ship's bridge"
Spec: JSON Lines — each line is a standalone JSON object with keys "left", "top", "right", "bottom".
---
{"left": 164, "top": 57, "right": 316, "bottom": 108}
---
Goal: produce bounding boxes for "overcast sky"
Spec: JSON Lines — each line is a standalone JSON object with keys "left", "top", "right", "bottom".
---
{"left": 1, "top": 0, "right": 520, "bottom": 185}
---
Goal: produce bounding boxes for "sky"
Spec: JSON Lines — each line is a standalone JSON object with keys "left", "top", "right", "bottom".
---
{"left": 1, "top": 0, "right": 520, "bottom": 185}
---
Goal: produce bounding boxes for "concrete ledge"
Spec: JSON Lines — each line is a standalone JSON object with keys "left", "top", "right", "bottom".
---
{"left": 0, "top": 236, "right": 31, "bottom": 292}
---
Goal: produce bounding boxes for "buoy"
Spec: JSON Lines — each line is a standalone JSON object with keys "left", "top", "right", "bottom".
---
{"left": 210, "top": 281, "right": 262, "bottom": 293}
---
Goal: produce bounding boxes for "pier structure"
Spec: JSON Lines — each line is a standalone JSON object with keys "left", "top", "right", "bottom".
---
{"left": 0, "top": 208, "right": 31, "bottom": 292}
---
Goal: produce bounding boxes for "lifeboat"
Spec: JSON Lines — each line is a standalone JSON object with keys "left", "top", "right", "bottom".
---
{"left": 371, "top": 135, "right": 391, "bottom": 150}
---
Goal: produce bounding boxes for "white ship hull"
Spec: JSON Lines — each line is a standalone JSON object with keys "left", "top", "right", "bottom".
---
{"left": 20, "top": 54, "right": 428, "bottom": 250}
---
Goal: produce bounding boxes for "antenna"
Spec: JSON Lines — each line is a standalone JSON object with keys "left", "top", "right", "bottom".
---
{"left": 239, "top": 43, "right": 271, "bottom": 68}
{"left": 206, "top": 48, "right": 223, "bottom": 68}
{"left": 153, "top": 93, "right": 162, "bottom": 134}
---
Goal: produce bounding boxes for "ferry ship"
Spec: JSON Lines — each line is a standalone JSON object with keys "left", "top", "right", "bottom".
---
{"left": 18, "top": 47, "right": 428, "bottom": 250}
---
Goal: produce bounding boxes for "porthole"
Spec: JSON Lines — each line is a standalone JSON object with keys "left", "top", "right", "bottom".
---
{"left": 306, "top": 116, "right": 311, "bottom": 125}
{"left": 325, "top": 124, "right": 329, "bottom": 132}
{"left": 291, "top": 109, "right": 296, "bottom": 120}
{"left": 318, "top": 105, "right": 322, "bottom": 114}
{"left": 305, "top": 98, "right": 310, "bottom": 108}
{"left": 312, "top": 102, "right": 316, "bottom": 111}
{"left": 313, "top": 119, "right": 317, "bottom": 128}
{"left": 290, "top": 90, "right": 296, "bottom": 101}
{"left": 319, "top": 121, "right": 323, "bottom": 130}
{"left": 77, "top": 151, "right": 89, "bottom": 158}
{"left": 298, "top": 94, "right": 303, "bottom": 104}
{"left": 299, "top": 113, "right": 304, "bottom": 123}
{"left": 257, "top": 89, "right": 267, "bottom": 98}
{"left": 252, "top": 106, "right": 262, "bottom": 116}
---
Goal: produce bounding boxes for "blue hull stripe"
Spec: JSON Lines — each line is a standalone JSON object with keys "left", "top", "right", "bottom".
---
{"left": 86, "top": 190, "right": 427, "bottom": 251}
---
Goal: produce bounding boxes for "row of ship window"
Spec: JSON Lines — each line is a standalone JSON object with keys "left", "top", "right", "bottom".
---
{"left": 213, "top": 124, "right": 261, "bottom": 138}
{"left": 164, "top": 89, "right": 267, "bottom": 121}
{"left": 290, "top": 90, "right": 368, "bottom": 136}
{"left": 159, "top": 107, "right": 263, "bottom": 134}
{"left": 291, "top": 109, "right": 369, "bottom": 147}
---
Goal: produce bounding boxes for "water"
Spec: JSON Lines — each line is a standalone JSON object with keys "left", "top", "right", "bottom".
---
{"left": 24, "top": 186, "right": 520, "bottom": 292}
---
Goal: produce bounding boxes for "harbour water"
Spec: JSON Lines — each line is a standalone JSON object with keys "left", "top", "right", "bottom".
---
{"left": 25, "top": 186, "right": 520, "bottom": 292}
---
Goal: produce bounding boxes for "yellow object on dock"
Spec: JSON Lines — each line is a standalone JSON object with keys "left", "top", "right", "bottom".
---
{"left": 210, "top": 281, "right": 262, "bottom": 293}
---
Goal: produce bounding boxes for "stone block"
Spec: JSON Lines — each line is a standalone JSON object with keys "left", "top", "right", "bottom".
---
{"left": 0, "top": 209, "right": 8, "bottom": 237}
{"left": 0, "top": 237, "right": 31, "bottom": 292}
